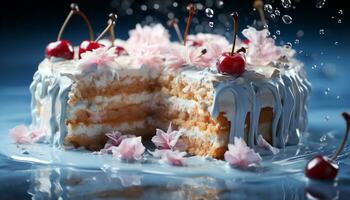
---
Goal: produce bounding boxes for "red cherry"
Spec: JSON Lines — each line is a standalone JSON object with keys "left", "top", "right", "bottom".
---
{"left": 217, "top": 52, "right": 246, "bottom": 76}
{"left": 45, "top": 40, "right": 74, "bottom": 60}
{"left": 115, "top": 46, "right": 128, "bottom": 56}
{"left": 242, "top": 39, "right": 250, "bottom": 45}
{"left": 305, "top": 155, "right": 338, "bottom": 180}
{"left": 304, "top": 112, "right": 350, "bottom": 181}
{"left": 78, "top": 40, "right": 103, "bottom": 58}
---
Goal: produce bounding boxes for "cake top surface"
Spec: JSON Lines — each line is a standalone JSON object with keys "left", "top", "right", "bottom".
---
{"left": 40, "top": 23, "right": 305, "bottom": 85}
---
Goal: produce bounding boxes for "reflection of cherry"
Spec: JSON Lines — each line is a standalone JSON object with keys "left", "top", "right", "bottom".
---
{"left": 45, "top": 3, "right": 94, "bottom": 59}
{"left": 305, "top": 112, "right": 350, "bottom": 180}
{"left": 217, "top": 12, "right": 246, "bottom": 76}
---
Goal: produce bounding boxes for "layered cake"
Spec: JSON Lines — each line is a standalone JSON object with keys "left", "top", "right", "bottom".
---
{"left": 29, "top": 5, "right": 310, "bottom": 159}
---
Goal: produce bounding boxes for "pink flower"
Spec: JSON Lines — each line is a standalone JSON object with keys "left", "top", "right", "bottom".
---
{"left": 111, "top": 137, "right": 145, "bottom": 161}
{"left": 151, "top": 123, "right": 186, "bottom": 151}
{"left": 149, "top": 149, "right": 186, "bottom": 166}
{"left": 187, "top": 33, "right": 231, "bottom": 52}
{"left": 256, "top": 135, "right": 280, "bottom": 155}
{"left": 78, "top": 46, "right": 117, "bottom": 71}
{"left": 224, "top": 137, "right": 262, "bottom": 168}
{"left": 9, "top": 125, "right": 32, "bottom": 144}
{"left": 165, "top": 45, "right": 214, "bottom": 69}
{"left": 31, "top": 127, "right": 45, "bottom": 142}
{"left": 9, "top": 125, "right": 46, "bottom": 144}
{"left": 127, "top": 24, "right": 170, "bottom": 47}
{"left": 242, "top": 26, "right": 282, "bottom": 66}
{"left": 101, "top": 131, "right": 135, "bottom": 153}
{"left": 132, "top": 45, "right": 166, "bottom": 68}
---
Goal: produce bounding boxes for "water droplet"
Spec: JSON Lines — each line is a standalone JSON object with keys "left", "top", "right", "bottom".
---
{"left": 338, "top": 9, "right": 343, "bottom": 15}
{"left": 282, "top": 15, "right": 292, "bottom": 24}
{"left": 264, "top": 4, "right": 273, "bottom": 13}
{"left": 205, "top": 8, "right": 214, "bottom": 18}
{"left": 167, "top": 12, "right": 174, "bottom": 19}
{"left": 294, "top": 39, "right": 299, "bottom": 44}
{"left": 209, "top": 21, "right": 214, "bottom": 28}
{"left": 312, "top": 64, "right": 317, "bottom": 70}
{"left": 272, "top": 35, "right": 277, "bottom": 40}
{"left": 126, "top": 8, "right": 133, "bottom": 15}
{"left": 281, "top": 0, "right": 292, "bottom": 8}
{"left": 276, "top": 30, "right": 281, "bottom": 35}
{"left": 334, "top": 41, "right": 339, "bottom": 45}
{"left": 285, "top": 42, "right": 292, "bottom": 48}
{"left": 140, "top": 4, "right": 147, "bottom": 11}
{"left": 324, "top": 116, "right": 330, "bottom": 121}
{"left": 172, "top": 2, "right": 178, "bottom": 7}
{"left": 324, "top": 87, "right": 330, "bottom": 95}
{"left": 336, "top": 95, "right": 340, "bottom": 99}
{"left": 216, "top": 1, "right": 224, "bottom": 8}
{"left": 299, "top": 50, "right": 303, "bottom": 54}
{"left": 296, "top": 30, "right": 304, "bottom": 37}
{"left": 319, "top": 29, "right": 325, "bottom": 35}
{"left": 316, "top": 0, "right": 326, "bottom": 9}
{"left": 320, "top": 135, "right": 327, "bottom": 142}
{"left": 275, "top": 10, "right": 281, "bottom": 16}
{"left": 270, "top": 14, "right": 276, "bottom": 19}
{"left": 153, "top": 3, "right": 160, "bottom": 10}
{"left": 263, "top": 24, "right": 269, "bottom": 29}
{"left": 331, "top": 16, "right": 335, "bottom": 19}
{"left": 338, "top": 19, "right": 342, "bottom": 23}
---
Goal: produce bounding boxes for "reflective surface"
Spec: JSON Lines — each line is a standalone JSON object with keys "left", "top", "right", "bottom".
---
{"left": 1, "top": 86, "right": 350, "bottom": 199}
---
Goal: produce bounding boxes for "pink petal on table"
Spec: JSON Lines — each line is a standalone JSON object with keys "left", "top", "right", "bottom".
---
{"left": 111, "top": 137, "right": 145, "bottom": 161}
{"left": 9, "top": 125, "right": 32, "bottom": 144}
{"left": 224, "top": 137, "right": 262, "bottom": 168}
{"left": 256, "top": 134, "right": 280, "bottom": 155}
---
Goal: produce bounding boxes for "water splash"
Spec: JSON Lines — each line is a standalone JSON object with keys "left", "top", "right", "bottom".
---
{"left": 276, "top": 30, "right": 281, "bottom": 35}
{"left": 209, "top": 21, "right": 214, "bottom": 28}
{"left": 281, "top": 0, "right": 292, "bottom": 9}
{"left": 319, "top": 29, "right": 325, "bottom": 35}
{"left": 264, "top": 4, "right": 273, "bottom": 13}
{"left": 275, "top": 10, "right": 281, "bottom": 16}
{"left": 205, "top": 8, "right": 214, "bottom": 18}
{"left": 316, "top": 0, "right": 326, "bottom": 8}
{"left": 282, "top": 15, "right": 292, "bottom": 24}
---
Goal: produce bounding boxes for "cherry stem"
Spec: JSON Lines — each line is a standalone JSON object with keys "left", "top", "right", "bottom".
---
{"left": 331, "top": 112, "right": 350, "bottom": 160}
{"left": 167, "top": 19, "right": 183, "bottom": 44}
{"left": 95, "top": 13, "right": 117, "bottom": 46}
{"left": 253, "top": 0, "right": 267, "bottom": 29}
{"left": 183, "top": 3, "right": 196, "bottom": 46}
{"left": 57, "top": 3, "right": 94, "bottom": 41}
{"left": 231, "top": 12, "right": 238, "bottom": 56}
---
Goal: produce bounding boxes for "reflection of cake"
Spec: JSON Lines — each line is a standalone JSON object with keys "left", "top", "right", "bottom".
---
{"left": 30, "top": 20, "right": 310, "bottom": 158}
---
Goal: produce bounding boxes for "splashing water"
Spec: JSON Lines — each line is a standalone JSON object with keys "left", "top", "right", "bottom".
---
{"left": 319, "top": 29, "right": 325, "bottom": 35}
{"left": 205, "top": 8, "right": 214, "bottom": 18}
{"left": 275, "top": 10, "right": 281, "bottom": 16}
{"left": 276, "top": 30, "right": 281, "bottom": 35}
{"left": 294, "top": 39, "right": 299, "bottom": 44}
{"left": 264, "top": 4, "right": 273, "bottom": 13}
{"left": 316, "top": 0, "right": 326, "bottom": 8}
{"left": 282, "top": 15, "right": 292, "bottom": 24}
{"left": 338, "top": 9, "right": 343, "bottom": 15}
{"left": 209, "top": 21, "right": 214, "bottom": 28}
{"left": 324, "top": 88, "right": 330, "bottom": 95}
{"left": 281, "top": 0, "right": 292, "bottom": 9}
